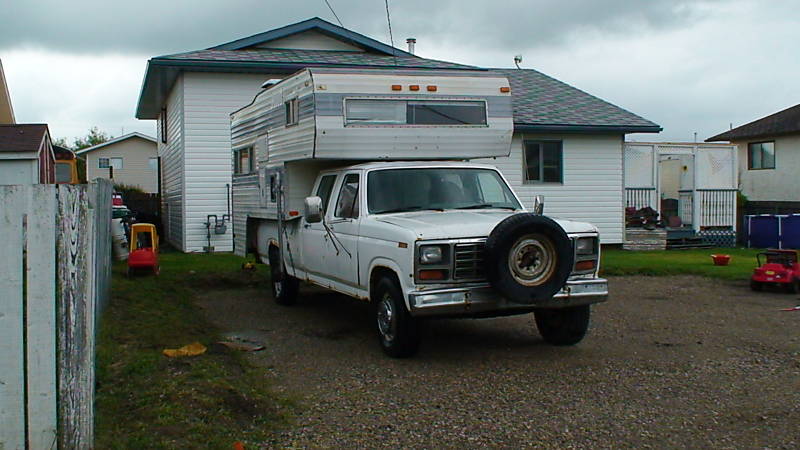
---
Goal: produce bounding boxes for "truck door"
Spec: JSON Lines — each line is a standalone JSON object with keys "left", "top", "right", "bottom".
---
{"left": 328, "top": 171, "right": 361, "bottom": 289}
{"left": 301, "top": 174, "right": 337, "bottom": 282}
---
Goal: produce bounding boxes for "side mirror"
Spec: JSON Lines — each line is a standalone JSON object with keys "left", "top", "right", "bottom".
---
{"left": 532, "top": 195, "right": 545, "bottom": 215}
{"left": 304, "top": 196, "right": 323, "bottom": 223}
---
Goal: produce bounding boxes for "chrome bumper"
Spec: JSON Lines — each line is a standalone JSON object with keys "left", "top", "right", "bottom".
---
{"left": 407, "top": 278, "right": 608, "bottom": 317}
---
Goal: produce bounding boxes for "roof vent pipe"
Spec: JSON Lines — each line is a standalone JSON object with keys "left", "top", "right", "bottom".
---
{"left": 406, "top": 38, "right": 416, "bottom": 55}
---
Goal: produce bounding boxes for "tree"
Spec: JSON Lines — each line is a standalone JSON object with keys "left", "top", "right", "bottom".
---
{"left": 72, "top": 126, "right": 111, "bottom": 150}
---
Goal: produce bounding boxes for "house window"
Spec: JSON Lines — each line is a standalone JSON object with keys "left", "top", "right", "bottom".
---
{"left": 233, "top": 147, "right": 254, "bottom": 174}
{"left": 344, "top": 99, "right": 487, "bottom": 125}
{"left": 334, "top": 174, "right": 359, "bottom": 219}
{"left": 285, "top": 98, "right": 299, "bottom": 126}
{"left": 148, "top": 157, "right": 158, "bottom": 171}
{"left": 748, "top": 141, "right": 775, "bottom": 170}
{"left": 524, "top": 141, "right": 563, "bottom": 183}
{"left": 160, "top": 107, "right": 167, "bottom": 143}
{"left": 99, "top": 157, "right": 123, "bottom": 170}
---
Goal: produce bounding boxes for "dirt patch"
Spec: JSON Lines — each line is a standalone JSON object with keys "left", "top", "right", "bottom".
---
{"left": 197, "top": 275, "right": 800, "bottom": 448}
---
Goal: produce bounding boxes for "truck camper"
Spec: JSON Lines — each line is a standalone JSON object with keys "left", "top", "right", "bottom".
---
{"left": 231, "top": 68, "right": 607, "bottom": 357}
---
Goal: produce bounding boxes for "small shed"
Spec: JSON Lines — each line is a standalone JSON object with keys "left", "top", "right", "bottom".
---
{"left": 624, "top": 142, "right": 738, "bottom": 246}
{"left": 0, "top": 124, "right": 55, "bottom": 184}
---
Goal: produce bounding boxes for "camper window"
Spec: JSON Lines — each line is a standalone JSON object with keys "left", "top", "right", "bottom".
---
{"left": 234, "top": 147, "right": 254, "bottom": 174}
{"left": 334, "top": 174, "right": 360, "bottom": 219}
{"left": 285, "top": 98, "right": 299, "bottom": 126}
{"left": 523, "top": 141, "right": 562, "bottom": 183}
{"left": 344, "top": 99, "right": 486, "bottom": 126}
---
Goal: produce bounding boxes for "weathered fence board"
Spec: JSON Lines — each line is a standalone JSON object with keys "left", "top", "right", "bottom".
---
{"left": 56, "top": 185, "right": 96, "bottom": 449}
{"left": 25, "top": 185, "right": 58, "bottom": 449}
{"left": 0, "top": 181, "right": 110, "bottom": 449}
{"left": 0, "top": 186, "right": 26, "bottom": 449}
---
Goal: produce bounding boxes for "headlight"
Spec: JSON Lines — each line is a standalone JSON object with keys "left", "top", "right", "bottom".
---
{"left": 575, "top": 237, "right": 596, "bottom": 255}
{"left": 419, "top": 246, "right": 444, "bottom": 264}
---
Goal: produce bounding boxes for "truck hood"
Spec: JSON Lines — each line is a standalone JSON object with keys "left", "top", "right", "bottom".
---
{"left": 375, "top": 210, "right": 598, "bottom": 240}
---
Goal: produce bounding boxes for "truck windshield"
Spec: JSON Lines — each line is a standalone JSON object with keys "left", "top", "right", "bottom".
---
{"left": 367, "top": 168, "right": 521, "bottom": 214}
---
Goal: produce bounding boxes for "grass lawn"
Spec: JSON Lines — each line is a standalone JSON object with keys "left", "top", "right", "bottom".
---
{"left": 601, "top": 247, "right": 762, "bottom": 281}
{"left": 95, "top": 251, "right": 290, "bottom": 449}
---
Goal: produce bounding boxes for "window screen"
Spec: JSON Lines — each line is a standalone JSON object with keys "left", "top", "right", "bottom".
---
{"left": 334, "top": 174, "right": 359, "bottom": 219}
{"left": 234, "top": 147, "right": 254, "bottom": 174}
{"left": 524, "top": 141, "right": 562, "bottom": 183}
{"left": 748, "top": 142, "right": 775, "bottom": 169}
{"left": 345, "top": 99, "right": 486, "bottom": 125}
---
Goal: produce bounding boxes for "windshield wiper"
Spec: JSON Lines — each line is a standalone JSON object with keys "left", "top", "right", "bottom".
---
{"left": 455, "top": 203, "right": 516, "bottom": 210}
{"left": 374, "top": 206, "right": 444, "bottom": 214}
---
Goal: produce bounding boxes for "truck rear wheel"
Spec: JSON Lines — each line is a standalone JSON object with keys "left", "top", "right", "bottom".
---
{"left": 485, "top": 214, "right": 574, "bottom": 304}
{"left": 269, "top": 248, "right": 299, "bottom": 306}
{"left": 534, "top": 305, "right": 591, "bottom": 346}
{"left": 373, "top": 276, "right": 419, "bottom": 358}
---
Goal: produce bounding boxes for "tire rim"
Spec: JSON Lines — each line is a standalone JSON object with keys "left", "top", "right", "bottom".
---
{"left": 508, "top": 233, "right": 556, "bottom": 287}
{"left": 376, "top": 293, "right": 395, "bottom": 342}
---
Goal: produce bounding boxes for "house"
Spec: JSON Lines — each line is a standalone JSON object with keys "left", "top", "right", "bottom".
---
{"left": 136, "top": 17, "right": 660, "bottom": 252}
{"left": 76, "top": 132, "right": 158, "bottom": 193}
{"left": 0, "top": 58, "right": 14, "bottom": 124}
{"left": 707, "top": 103, "right": 800, "bottom": 212}
{"left": 0, "top": 124, "right": 55, "bottom": 184}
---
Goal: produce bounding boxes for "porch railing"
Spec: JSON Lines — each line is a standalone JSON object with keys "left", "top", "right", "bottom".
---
{"left": 625, "top": 187, "right": 656, "bottom": 210}
{"left": 697, "top": 189, "right": 737, "bottom": 228}
{"left": 678, "top": 190, "right": 693, "bottom": 225}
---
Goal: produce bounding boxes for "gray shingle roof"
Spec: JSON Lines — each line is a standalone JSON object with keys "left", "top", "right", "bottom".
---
{"left": 493, "top": 68, "right": 660, "bottom": 132}
{"left": 706, "top": 103, "right": 800, "bottom": 142}
{"left": 159, "top": 48, "right": 476, "bottom": 70}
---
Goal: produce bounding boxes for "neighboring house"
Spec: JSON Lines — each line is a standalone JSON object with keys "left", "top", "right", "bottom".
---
{"left": 0, "top": 124, "right": 55, "bottom": 184}
{"left": 0, "top": 58, "right": 15, "bottom": 124}
{"left": 136, "top": 17, "right": 660, "bottom": 252}
{"left": 76, "top": 132, "right": 158, "bottom": 193}
{"left": 707, "top": 103, "right": 800, "bottom": 210}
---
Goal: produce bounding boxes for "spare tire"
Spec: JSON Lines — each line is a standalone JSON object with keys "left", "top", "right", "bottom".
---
{"left": 484, "top": 214, "right": 573, "bottom": 304}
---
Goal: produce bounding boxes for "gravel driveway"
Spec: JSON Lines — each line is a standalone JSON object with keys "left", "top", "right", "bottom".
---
{"left": 197, "top": 276, "right": 800, "bottom": 448}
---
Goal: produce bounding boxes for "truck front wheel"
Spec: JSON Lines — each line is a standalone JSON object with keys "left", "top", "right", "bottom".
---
{"left": 373, "top": 277, "right": 419, "bottom": 358}
{"left": 269, "top": 249, "right": 299, "bottom": 306}
{"left": 534, "top": 305, "right": 590, "bottom": 346}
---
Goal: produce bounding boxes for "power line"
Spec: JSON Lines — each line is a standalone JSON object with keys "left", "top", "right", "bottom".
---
{"left": 323, "top": 0, "right": 344, "bottom": 27}
{"left": 384, "top": 0, "right": 397, "bottom": 65}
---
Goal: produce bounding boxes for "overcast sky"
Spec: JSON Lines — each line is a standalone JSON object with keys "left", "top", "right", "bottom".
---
{"left": 1, "top": 0, "right": 797, "bottom": 142}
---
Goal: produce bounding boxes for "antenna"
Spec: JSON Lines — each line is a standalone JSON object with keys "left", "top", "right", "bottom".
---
{"left": 384, "top": 0, "right": 398, "bottom": 66}
{"left": 514, "top": 55, "right": 523, "bottom": 69}
{"left": 322, "top": 0, "right": 344, "bottom": 27}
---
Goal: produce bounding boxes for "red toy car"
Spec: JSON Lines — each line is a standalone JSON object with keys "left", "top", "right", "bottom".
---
{"left": 750, "top": 249, "right": 800, "bottom": 293}
{"left": 127, "top": 223, "right": 159, "bottom": 276}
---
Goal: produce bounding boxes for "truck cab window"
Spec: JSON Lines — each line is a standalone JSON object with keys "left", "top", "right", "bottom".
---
{"left": 316, "top": 175, "right": 337, "bottom": 212}
{"left": 334, "top": 174, "right": 359, "bottom": 219}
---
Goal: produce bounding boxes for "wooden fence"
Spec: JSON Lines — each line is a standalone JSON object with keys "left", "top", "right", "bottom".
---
{"left": 0, "top": 180, "right": 112, "bottom": 449}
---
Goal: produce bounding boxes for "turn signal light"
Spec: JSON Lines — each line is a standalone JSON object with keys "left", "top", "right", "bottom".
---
{"left": 391, "top": 84, "right": 402, "bottom": 91}
{"left": 409, "top": 85, "right": 420, "bottom": 91}
{"left": 418, "top": 269, "right": 446, "bottom": 281}
{"left": 427, "top": 85, "right": 437, "bottom": 91}
{"left": 500, "top": 86, "right": 511, "bottom": 93}
{"left": 288, "top": 210, "right": 299, "bottom": 217}
{"left": 575, "top": 260, "right": 596, "bottom": 272}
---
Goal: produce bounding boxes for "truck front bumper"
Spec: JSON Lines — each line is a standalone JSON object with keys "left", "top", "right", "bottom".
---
{"left": 407, "top": 278, "right": 608, "bottom": 317}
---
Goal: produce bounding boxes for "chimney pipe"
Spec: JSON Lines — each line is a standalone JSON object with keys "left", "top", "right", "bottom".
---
{"left": 406, "top": 38, "right": 416, "bottom": 55}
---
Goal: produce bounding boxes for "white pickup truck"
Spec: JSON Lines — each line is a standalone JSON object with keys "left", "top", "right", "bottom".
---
{"left": 230, "top": 68, "right": 607, "bottom": 357}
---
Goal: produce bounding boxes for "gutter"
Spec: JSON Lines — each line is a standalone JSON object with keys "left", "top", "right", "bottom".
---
{"left": 514, "top": 123, "right": 663, "bottom": 134}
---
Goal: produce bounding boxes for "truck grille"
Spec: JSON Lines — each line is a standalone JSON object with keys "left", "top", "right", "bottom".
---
{"left": 453, "top": 242, "right": 486, "bottom": 280}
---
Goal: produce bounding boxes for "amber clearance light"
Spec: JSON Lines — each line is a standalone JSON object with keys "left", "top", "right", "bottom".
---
{"left": 409, "top": 85, "right": 420, "bottom": 91}
{"left": 391, "top": 84, "right": 402, "bottom": 91}
{"left": 418, "top": 269, "right": 446, "bottom": 281}
{"left": 427, "top": 85, "right": 437, "bottom": 92}
{"left": 500, "top": 86, "right": 511, "bottom": 93}
{"left": 575, "top": 260, "right": 596, "bottom": 272}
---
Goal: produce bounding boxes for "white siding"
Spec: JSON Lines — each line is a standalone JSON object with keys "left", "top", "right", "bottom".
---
{"left": 159, "top": 76, "right": 186, "bottom": 250}
{"left": 481, "top": 133, "right": 625, "bottom": 244}
{"left": 84, "top": 137, "right": 158, "bottom": 192}
{"left": 735, "top": 134, "right": 800, "bottom": 202}
{"left": 0, "top": 158, "right": 37, "bottom": 184}
{"left": 183, "top": 72, "right": 276, "bottom": 252}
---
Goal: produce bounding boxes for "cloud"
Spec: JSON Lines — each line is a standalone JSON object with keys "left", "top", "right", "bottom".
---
{"left": 2, "top": 0, "right": 714, "bottom": 55}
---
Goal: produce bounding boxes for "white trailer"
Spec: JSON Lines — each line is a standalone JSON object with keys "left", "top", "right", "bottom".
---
{"left": 230, "top": 68, "right": 607, "bottom": 357}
